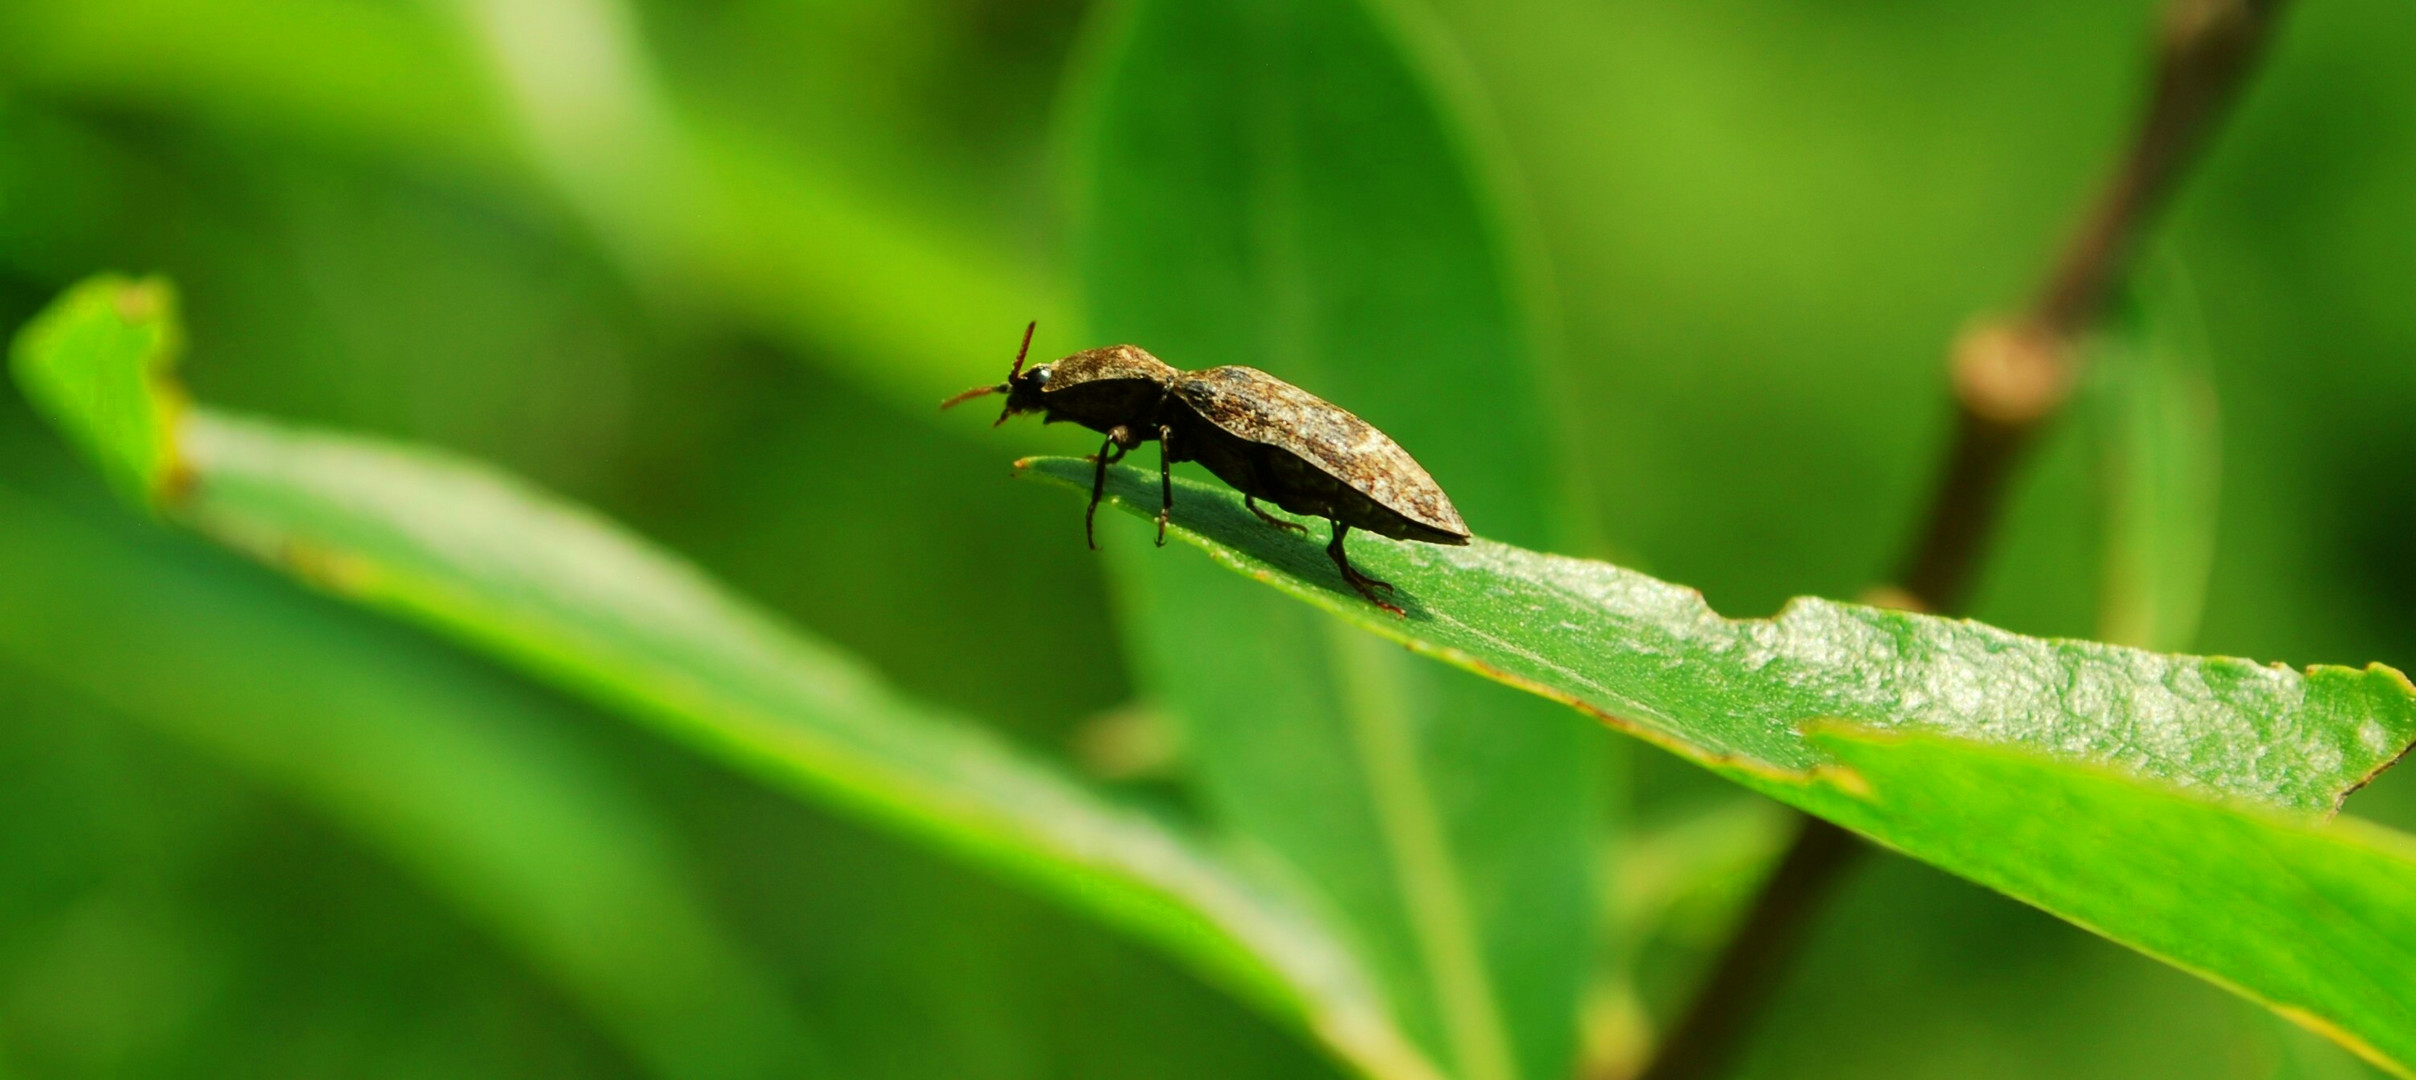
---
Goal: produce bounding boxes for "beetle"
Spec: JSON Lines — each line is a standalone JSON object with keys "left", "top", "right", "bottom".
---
{"left": 943, "top": 323, "right": 1469, "bottom": 615}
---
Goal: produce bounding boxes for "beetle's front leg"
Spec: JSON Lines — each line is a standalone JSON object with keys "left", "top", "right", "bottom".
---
{"left": 1154, "top": 424, "right": 1174, "bottom": 546}
{"left": 1089, "top": 425, "right": 1133, "bottom": 465}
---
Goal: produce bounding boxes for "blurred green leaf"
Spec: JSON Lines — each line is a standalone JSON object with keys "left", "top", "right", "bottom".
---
{"left": 0, "top": 0, "right": 1058, "bottom": 418}
{"left": 7, "top": 276, "right": 181, "bottom": 506}
{"left": 1071, "top": 1, "right": 1594, "bottom": 1078}
{"left": 0, "top": 0, "right": 513, "bottom": 169}
{"left": 1609, "top": 798, "right": 1792, "bottom": 956}
{"left": 2090, "top": 269, "right": 2221, "bottom": 652}
{"left": 436, "top": 0, "right": 1062, "bottom": 407}
{"left": 1036, "top": 457, "right": 2416, "bottom": 1069}
{"left": 0, "top": 485, "right": 823, "bottom": 1080}
{"left": 9, "top": 275, "right": 1439, "bottom": 1080}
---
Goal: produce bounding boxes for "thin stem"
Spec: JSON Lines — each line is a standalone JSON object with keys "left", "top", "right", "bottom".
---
{"left": 2030, "top": 0, "right": 2285, "bottom": 339}
{"left": 1899, "top": 0, "right": 2289, "bottom": 611}
{"left": 1630, "top": 4, "right": 2290, "bottom": 1078}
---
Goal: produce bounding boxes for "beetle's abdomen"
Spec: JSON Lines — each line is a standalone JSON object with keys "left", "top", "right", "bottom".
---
{"left": 1178, "top": 421, "right": 1466, "bottom": 544}
{"left": 1263, "top": 447, "right": 1466, "bottom": 543}
{"left": 1173, "top": 367, "right": 1469, "bottom": 541}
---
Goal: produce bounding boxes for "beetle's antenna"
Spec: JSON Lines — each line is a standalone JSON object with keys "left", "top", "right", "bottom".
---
{"left": 940, "top": 322, "right": 1039, "bottom": 413}
{"left": 1009, "top": 320, "right": 1036, "bottom": 378}
{"left": 939, "top": 383, "right": 1005, "bottom": 410}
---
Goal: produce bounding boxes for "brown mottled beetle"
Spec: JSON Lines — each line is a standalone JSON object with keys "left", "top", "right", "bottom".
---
{"left": 944, "top": 323, "right": 1469, "bottom": 615}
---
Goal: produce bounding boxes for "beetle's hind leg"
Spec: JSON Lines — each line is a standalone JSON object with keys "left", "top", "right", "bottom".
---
{"left": 1246, "top": 495, "right": 1308, "bottom": 535}
{"left": 1326, "top": 522, "right": 1403, "bottom": 616}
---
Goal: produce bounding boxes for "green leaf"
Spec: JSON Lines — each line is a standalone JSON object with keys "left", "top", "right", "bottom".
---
{"left": 0, "top": 484, "right": 825, "bottom": 1080}
{"left": 1071, "top": 1, "right": 1592, "bottom": 1077}
{"left": 1036, "top": 458, "right": 2414, "bottom": 811}
{"left": 7, "top": 275, "right": 182, "bottom": 507}
{"left": 1799, "top": 729, "right": 2416, "bottom": 1076}
{"left": 2090, "top": 267, "right": 2222, "bottom": 652}
{"left": 439, "top": 0, "right": 1063, "bottom": 412}
{"left": 8, "top": 276, "right": 1440, "bottom": 1080}
{"left": 0, "top": 0, "right": 1055, "bottom": 418}
{"left": 1028, "top": 457, "right": 2416, "bottom": 1069}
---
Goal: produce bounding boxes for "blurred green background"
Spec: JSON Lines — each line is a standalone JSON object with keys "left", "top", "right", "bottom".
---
{"left": 0, "top": 0, "right": 2409, "bottom": 1077}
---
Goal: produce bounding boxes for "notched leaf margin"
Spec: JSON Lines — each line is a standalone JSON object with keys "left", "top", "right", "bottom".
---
{"left": 1017, "top": 456, "right": 2416, "bottom": 812}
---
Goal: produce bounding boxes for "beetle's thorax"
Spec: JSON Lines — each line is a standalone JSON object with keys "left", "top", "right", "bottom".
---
{"left": 1049, "top": 345, "right": 1178, "bottom": 386}
{"left": 1003, "top": 345, "right": 1180, "bottom": 433}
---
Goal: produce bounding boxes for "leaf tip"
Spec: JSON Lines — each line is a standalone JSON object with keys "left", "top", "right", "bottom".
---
{"left": 2367, "top": 661, "right": 2416, "bottom": 699}
{"left": 10, "top": 273, "right": 191, "bottom": 510}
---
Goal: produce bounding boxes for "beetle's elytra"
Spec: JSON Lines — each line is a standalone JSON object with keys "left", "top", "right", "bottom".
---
{"left": 944, "top": 323, "right": 1469, "bottom": 615}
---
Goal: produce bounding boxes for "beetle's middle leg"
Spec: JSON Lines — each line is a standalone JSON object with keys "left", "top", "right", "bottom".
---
{"left": 1246, "top": 495, "right": 1308, "bottom": 535}
{"left": 1086, "top": 431, "right": 1119, "bottom": 550}
{"left": 1154, "top": 424, "right": 1174, "bottom": 546}
{"left": 1326, "top": 522, "right": 1403, "bottom": 616}
{"left": 1084, "top": 426, "right": 1147, "bottom": 549}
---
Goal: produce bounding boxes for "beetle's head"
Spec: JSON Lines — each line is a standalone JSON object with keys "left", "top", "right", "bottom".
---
{"left": 940, "top": 321, "right": 1054, "bottom": 426}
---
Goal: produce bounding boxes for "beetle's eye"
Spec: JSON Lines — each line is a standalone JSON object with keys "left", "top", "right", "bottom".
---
{"left": 1029, "top": 365, "right": 1052, "bottom": 387}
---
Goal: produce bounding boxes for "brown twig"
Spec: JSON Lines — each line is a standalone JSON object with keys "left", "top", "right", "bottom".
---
{"left": 1630, "top": 4, "right": 2290, "bottom": 1079}
{"left": 1900, "top": 0, "right": 2286, "bottom": 613}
